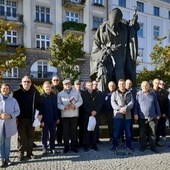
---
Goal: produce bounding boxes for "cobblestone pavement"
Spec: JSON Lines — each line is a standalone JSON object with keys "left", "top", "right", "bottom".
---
{"left": 2, "top": 134, "right": 170, "bottom": 170}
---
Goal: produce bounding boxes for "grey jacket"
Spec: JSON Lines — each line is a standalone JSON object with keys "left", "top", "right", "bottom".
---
{"left": 111, "top": 89, "right": 134, "bottom": 119}
{"left": 0, "top": 94, "right": 20, "bottom": 138}
{"left": 57, "top": 88, "right": 83, "bottom": 118}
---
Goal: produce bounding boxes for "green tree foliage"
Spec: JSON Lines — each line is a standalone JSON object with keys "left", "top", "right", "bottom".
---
{"left": 49, "top": 33, "right": 84, "bottom": 82}
{"left": 0, "top": 19, "right": 26, "bottom": 80}
{"left": 137, "top": 36, "right": 170, "bottom": 87}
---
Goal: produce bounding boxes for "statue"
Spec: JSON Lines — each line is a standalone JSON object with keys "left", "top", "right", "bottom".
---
{"left": 90, "top": 8, "right": 139, "bottom": 91}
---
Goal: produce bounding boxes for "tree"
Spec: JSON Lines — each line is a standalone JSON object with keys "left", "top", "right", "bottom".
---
{"left": 137, "top": 36, "right": 170, "bottom": 87}
{"left": 49, "top": 33, "right": 84, "bottom": 82}
{"left": 0, "top": 19, "right": 26, "bottom": 80}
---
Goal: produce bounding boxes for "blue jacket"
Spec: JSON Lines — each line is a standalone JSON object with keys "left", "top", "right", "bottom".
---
{"left": 41, "top": 92, "right": 58, "bottom": 123}
{"left": 102, "top": 92, "right": 113, "bottom": 116}
{"left": 134, "top": 90, "right": 161, "bottom": 119}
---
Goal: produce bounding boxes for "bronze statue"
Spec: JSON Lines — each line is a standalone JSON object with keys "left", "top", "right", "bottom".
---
{"left": 90, "top": 8, "right": 139, "bottom": 91}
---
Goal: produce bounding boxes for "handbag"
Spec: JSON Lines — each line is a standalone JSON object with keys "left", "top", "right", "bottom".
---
{"left": 87, "top": 116, "right": 96, "bottom": 131}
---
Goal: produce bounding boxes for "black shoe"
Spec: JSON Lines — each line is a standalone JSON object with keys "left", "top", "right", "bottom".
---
{"left": 51, "top": 150, "right": 56, "bottom": 155}
{"left": 156, "top": 142, "right": 163, "bottom": 147}
{"left": 33, "top": 142, "right": 38, "bottom": 148}
{"left": 71, "top": 148, "right": 79, "bottom": 153}
{"left": 27, "top": 153, "right": 35, "bottom": 159}
{"left": 139, "top": 146, "right": 146, "bottom": 152}
{"left": 5, "top": 159, "right": 12, "bottom": 166}
{"left": 131, "top": 138, "right": 137, "bottom": 142}
{"left": 92, "top": 146, "right": 99, "bottom": 151}
{"left": 84, "top": 147, "right": 89, "bottom": 152}
{"left": 97, "top": 140, "right": 102, "bottom": 144}
{"left": 57, "top": 142, "right": 63, "bottom": 146}
{"left": 63, "top": 148, "right": 69, "bottom": 153}
{"left": 151, "top": 147, "right": 159, "bottom": 153}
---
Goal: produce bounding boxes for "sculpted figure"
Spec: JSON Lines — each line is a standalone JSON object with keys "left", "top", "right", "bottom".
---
{"left": 90, "top": 8, "right": 139, "bottom": 91}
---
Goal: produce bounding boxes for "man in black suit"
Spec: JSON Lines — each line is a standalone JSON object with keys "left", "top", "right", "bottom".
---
{"left": 81, "top": 81, "right": 103, "bottom": 152}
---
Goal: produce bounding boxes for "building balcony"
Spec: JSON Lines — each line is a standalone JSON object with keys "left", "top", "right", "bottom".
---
{"left": 30, "top": 71, "right": 57, "bottom": 79}
{"left": 63, "top": 21, "right": 87, "bottom": 36}
{"left": 0, "top": 12, "right": 23, "bottom": 27}
{"left": 63, "top": 0, "right": 86, "bottom": 10}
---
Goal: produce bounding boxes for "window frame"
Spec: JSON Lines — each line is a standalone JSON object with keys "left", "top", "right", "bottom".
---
{"left": 92, "top": 16, "right": 103, "bottom": 30}
{"left": 36, "top": 34, "right": 50, "bottom": 49}
{"left": 153, "top": 26, "right": 160, "bottom": 39}
{"left": 66, "top": 11, "right": 79, "bottom": 23}
{"left": 153, "top": 6, "right": 159, "bottom": 16}
{"left": 35, "top": 6, "right": 50, "bottom": 23}
{"left": 137, "top": 1, "right": 144, "bottom": 12}
{"left": 138, "top": 23, "right": 144, "bottom": 37}
{"left": 118, "top": 0, "right": 126, "bottom": 7}
{"left": 0, "top": 0, "right": 17, "bottom": 17}
{"left": 4, "top": 30, "right": 17, "bottom": 44}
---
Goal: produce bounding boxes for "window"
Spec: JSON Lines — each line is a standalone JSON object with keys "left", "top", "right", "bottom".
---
{"left": 138, "top": 23, "right": 144, "bottom": 37}
{"left": 118, "top": 0, "right": 126, "bottom": 7}
{"left": 37, "top": 61, "right": 47, "bottom": 78}
{"left": 137, "top": 48, "right": 144, "bottom": 62}
{"left": 137, "top": 1, "right": 144, "bottom": 12}
{"left": 93, "top": 17, "right": 103, "bottom": 29}
{"left": 71, "top": 0, "right": 81, "bottom": 3}
{"left": 169, "top": 11, "right": 170, "bottom": 19}
{"left": 3, "top": 30, "right": 17, "bottom": 44}
{"left": 153, "top": 26, "right": 160, "bottom": 38}
{"left": 4, "top": 65, "right": 18, "bottom": 78}
{"left": 36, "top": 35, "right": 50, "bottom": 49}
{"left": 36, "top": 6, "right": 50, "bottom": 23}
{"left": 93, "top": 0, "right": 103, "bottom": 5}
{"left": 169, "top": 34, "right": 170, "bottom": 43}
{"left": 0, "top": 0, "right": 16, "bottom": 17}
{"left": 153, "top": 6, "right": 159, "bottom": 16}
{"left": 66, "top": 12, "right": 79, "bottom": 23}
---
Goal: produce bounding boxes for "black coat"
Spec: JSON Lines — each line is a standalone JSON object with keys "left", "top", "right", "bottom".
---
{"left": 81, "top": 90, "right": 103, "bottom": 126}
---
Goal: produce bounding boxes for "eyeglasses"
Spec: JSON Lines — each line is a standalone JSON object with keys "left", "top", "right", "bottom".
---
{"left": 23, "top": 81, "right": 31, "bottom": 83}
{"left": 159, "top": 83, "right": 164, "bottom": 85}
{"left": 53, "top": 79, "right": 59, "bottom": 81}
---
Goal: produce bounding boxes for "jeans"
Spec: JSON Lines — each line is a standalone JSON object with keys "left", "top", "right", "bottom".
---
{"left": 113, "top": 118, "right": 132, "bottom": 148}
{"left": 0, "top": 125, "right": 11, "bottom": 159}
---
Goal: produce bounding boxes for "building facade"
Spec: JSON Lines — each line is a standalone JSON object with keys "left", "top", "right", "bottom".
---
{"left": 0, "top": 0, "right": 170, "bottom": 90}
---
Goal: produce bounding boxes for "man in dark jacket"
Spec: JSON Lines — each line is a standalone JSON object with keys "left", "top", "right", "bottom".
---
{"left": 81, "top": 81, "right": 103, "bottom": 152}
{"left": 102, "top": 81, "right": 116, "bottom": 144}
{"left": 41, "top": 81, "right": 59, "bottom": 155}
{"left": 13, "top": 76, "right": 41, "bottom": 161}
{"left": 51, "top": 76, "right": 63, "bottom": 146}
{"left": 153, "top": 79, "right": 169, "bottom": 146}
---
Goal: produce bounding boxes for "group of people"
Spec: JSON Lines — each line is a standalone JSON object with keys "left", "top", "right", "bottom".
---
{"left": 0, "top": 75, "right": 169, "bottom": 167}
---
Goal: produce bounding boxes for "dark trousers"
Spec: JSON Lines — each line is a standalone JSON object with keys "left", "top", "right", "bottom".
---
{"left": 84, "top": 122, "right": 98, "bottom": 149}
{"left": 77, "top": 114, "right": 84, "bottom": 145}
{"left": 17, "top": 118, "right": 35, "bottom": 155}
{"left": 56, "top": 111, "right": 63, "bottom": 143}
{"left": 42, "top": 121, "right": 56, "bottom": 150}
{"left": 156, "top": 117, "right": 166, "bottom": 142}
{"left": 57, "top": 120, "right": 63, "bottom": 143}
{"left": 105, "top": 113, "right": 113, "bottom": 139}
{"left": 113, "top": 118, "right": 131, "bottom": 148}
{"left": 62, "top": 117, "right": 78, "bottom": 149}
{"left": 139, "top": 119, "right": 157, "bottom": 149}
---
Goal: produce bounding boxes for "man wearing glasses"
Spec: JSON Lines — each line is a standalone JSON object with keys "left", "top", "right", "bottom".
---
{"left": 51, "top": 76, "right": 63, "bottom": 146}
{"left": 13, "top": 76, "right": 41, "bottom": 161}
